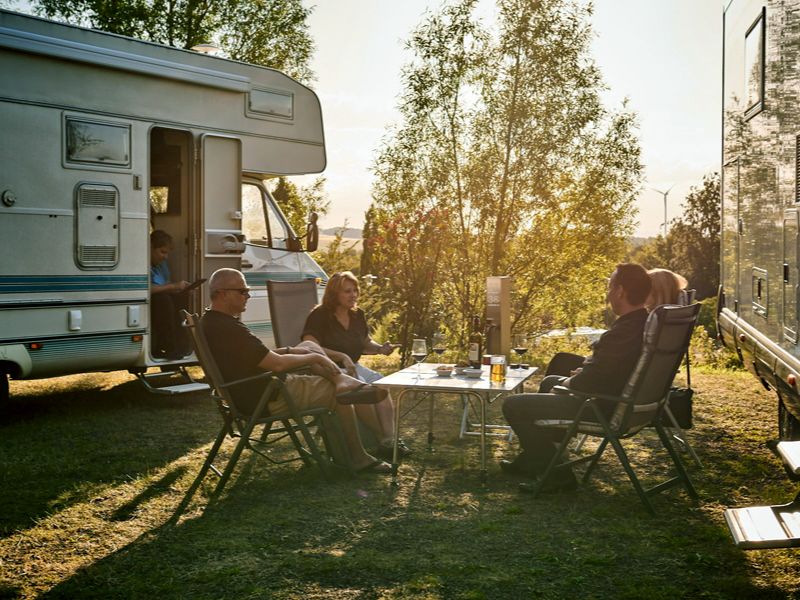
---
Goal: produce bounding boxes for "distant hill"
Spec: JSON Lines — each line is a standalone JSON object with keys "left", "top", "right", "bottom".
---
{"left": 320, "top": 227, "right": 362, "bottom": 239}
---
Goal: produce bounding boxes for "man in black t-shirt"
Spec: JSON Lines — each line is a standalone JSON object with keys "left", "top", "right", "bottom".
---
{"left": 501, "top": 263, "right": 652, "bottom": 492}
{"left": 200, "top": 268, "right": 391, "bottom": 473}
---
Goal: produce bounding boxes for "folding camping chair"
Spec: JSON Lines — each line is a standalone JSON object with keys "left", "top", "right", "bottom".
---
{"left": 266, "top": 279, "right": 319, "bottom": 347}
{"left": 724, "top": 441, "right": 800, "bottom": 549}
{"left": 531, "top": 303, "right": 701, "bottom": 514}
{"left": 182, "top": 311, "right": 349, "bottom": 496}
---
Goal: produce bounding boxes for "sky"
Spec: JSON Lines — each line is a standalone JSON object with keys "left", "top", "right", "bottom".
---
{"left": 305, "top": 0, "right": 724, "bottom": 237}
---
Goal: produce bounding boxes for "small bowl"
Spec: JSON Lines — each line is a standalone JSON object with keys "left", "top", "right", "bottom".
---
{"left": 435, "top": 366, "right": 453, "bottom": 377}
{"left": 462, "top": 368, "right": 482, "bottom": 379}
{"left": 453, "top": 365, "right": 468, "bottom": 375}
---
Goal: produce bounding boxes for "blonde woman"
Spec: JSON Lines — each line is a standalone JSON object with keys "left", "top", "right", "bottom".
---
{"left": 646, "top": 268, "right": 689, "bottom": 310}
{"left": 302, "top": 271, "right": 410, "bottom": 458}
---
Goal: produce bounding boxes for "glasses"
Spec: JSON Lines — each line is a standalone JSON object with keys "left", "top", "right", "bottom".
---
{"left": 220, "top": 288, "right": 251, "bottom": 296}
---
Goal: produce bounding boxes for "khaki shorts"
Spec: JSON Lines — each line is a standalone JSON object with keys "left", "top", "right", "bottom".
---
{"left": 267, "top": 374, "right": 336, "bottom": 415}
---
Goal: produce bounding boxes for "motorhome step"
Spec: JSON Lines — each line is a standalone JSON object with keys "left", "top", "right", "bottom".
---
{"left": 777, "top": 441, "right": 800, "bottom": 475}
{"left": 724, "top": 499, "right": 800, "bottom": 549}
{"left": 148, "top": 382, "right": 211, "bottom": 395}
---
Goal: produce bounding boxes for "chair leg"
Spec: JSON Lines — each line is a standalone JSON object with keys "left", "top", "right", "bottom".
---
{"left": 213, "top": 415, "right": 262, "bottom": 496}
{"left": 606, "top": 435, "right": 655, "bottom": 515}
{"left": 582, "top": 437, "right": 609, "bottom": 484}
{"left": 192, "top": 422, "right": 230, "bottom": 484}
{"left": 661, "top": 405, "right": 702, "bottom": 468}
{"left": 282, "top": 419, "right": 315, "bottom": 467}
{"left": 531, "top": 423, "right": 581, "bottom": 497}
{"left": 294, "top": 416, "right": 335, "bottom": 480}
{"left": 655, "top": 423, "right": 699, "bottom": 500}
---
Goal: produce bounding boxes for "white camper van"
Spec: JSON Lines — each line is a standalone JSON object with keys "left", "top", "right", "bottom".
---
{"left": 0, "top": 10, "right": 327, "bottom": 401}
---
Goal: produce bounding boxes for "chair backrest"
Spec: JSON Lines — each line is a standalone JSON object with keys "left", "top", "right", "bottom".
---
{"left": 181, "top": 310, "right": 235, "bottom": 410}
{"left": 612, "top": 303, "right": 701, "bottom": 432}
{"left": 267, "top": 279, "right": 319, "bottom": 347}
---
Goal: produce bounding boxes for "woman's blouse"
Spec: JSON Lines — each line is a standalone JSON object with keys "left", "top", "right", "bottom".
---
{"left": 302, "top": 305, "right": 369, "bottom": 362}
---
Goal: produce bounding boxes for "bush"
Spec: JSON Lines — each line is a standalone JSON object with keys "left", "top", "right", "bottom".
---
{"left": 689, "top": 325, "right": 742, "bottom": 371}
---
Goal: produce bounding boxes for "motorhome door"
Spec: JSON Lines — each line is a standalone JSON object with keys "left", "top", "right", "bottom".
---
{"left": 201, "top": 135, "right": 243, "bottom": 296}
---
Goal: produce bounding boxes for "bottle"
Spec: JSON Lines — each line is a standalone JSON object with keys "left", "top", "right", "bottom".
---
{"left": 468, "top": 315, "right": 483, "bottom": 368}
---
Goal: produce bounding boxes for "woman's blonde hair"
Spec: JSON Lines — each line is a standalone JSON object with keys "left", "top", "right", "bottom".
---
{"left": 647, "top": 268, "right": 688, "bottom": 310}
{"left": 322, "top": 271, "right": 360, "bottom": 311}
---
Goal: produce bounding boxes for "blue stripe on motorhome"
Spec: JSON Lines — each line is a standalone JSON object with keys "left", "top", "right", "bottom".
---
{"left": 0, "top": 275, "right": 148, "bottom": 292}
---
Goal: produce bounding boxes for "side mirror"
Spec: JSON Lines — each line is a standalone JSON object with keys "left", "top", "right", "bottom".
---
{"left": 305, "top": 212, "right": 319, "bottom": 252}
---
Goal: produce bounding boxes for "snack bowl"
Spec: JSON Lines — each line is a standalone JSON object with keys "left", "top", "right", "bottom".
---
{"left": 462, "top": 367, "right": 483, "bottom": 379}
{"left": 435, "top": 366, "right": 453, "bottom": 377}
{"left": 454, "top": 364, "right": 469, "bottom": 375}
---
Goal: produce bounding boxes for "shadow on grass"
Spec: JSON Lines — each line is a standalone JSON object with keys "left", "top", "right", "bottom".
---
{"left": 39, "top": 433, "right": 789, "bottom": 599}
{"left": 0, "top": 373, "right": 217, "bottom": 537}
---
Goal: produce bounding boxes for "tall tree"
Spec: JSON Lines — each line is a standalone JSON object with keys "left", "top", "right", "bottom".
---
{"left": 31, "top": 0, "right": 314, "bottom": 80}
{"left": 270, "top": 176, "right": 330, "bottom": 237}
{"left": 367, "top": 0, "right": 641, "bottom": 351}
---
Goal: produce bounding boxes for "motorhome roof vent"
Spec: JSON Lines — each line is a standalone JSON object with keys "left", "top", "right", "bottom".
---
{"left": 75, "top": 184, "right": 120, "bottom": 269}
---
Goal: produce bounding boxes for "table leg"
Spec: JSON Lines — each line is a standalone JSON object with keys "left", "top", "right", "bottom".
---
{"left": 391, "top": 390, "right": 402, "bottom": 487}
{"left": 480, "top": 392, "right": 487, "bottom": 485}
{"left": 427, "top": 392, "right": 435, "bottom": 452}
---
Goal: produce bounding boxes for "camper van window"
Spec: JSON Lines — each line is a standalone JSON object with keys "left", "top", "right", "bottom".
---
{"left": 264, "top": 197, "right": 289, "bottom": 249}
{"left": 65, "top": 118, "right": 131, "bottom": 167}
{"left": 242, "top": 183, "right": 268, "bottom": 244}
{"left": 247, "top": 88, "right": 293, "bottom": 120}
{"left": 744, "top": 8, "right": 765, "bottom": 119}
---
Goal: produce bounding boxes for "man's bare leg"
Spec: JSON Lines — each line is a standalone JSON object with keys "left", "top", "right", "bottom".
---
{"left": 295, "top": 340, "right": 387, "bottom": 397}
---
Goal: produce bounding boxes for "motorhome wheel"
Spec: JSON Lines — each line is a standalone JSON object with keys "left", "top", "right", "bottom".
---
{"left": 779, "top": 397, "right": 800, "bottom": 441}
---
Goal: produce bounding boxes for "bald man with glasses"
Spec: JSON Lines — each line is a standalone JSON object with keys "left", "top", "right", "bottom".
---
{"left": 199, "top": 268, "right": 392, "bottom": 473}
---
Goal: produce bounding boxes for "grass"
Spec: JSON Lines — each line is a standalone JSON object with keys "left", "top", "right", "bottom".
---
{"left": 1, "top": 366, "right": 800, "bottom": 598}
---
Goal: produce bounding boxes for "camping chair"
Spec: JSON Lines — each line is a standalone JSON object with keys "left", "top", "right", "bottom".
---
{"left": 182, "top": 310, "right": 350, "bottom": 496}
{"left": 267, "top": 279, "right": 319, "bottom": 347}
{"left": 531, "top": 303, "right": 701, "bottom": 514}
{"left": 724, "top": 441, "right": 800, "bottom": 549}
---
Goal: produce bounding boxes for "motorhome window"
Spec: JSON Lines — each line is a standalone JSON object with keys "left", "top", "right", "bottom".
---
{"left": 149, "top": 129, "right": 186, "bottom": 216}
{"left": 65, "top": 118, "right": 131, "bottom": 167}
{"left": 248, "top": 88, "right": 293, "bottom": 119}
{"left": 242, "top": 183, "right": 268, "bottom": 244}
{"left": 744, "top": 8, "right": 765, "bottom": 119}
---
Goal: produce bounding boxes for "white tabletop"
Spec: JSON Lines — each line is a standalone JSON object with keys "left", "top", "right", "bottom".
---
{"left": 373, "top": 363, "right": 538, "bottom": 394}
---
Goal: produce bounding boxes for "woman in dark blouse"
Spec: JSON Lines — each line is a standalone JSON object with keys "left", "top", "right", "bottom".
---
{"left": 302, "top": 271, "right": 409, "bottom": 457}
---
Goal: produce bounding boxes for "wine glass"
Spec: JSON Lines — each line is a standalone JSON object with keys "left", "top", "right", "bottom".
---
{"left": 432, "top": 332, "right": 446, "bottom": 363}
{"left": 512, "top": 333, "right": 528, "bottom": 369}
{"left": 411, "top": 338, "right": 428, "bottom": 376}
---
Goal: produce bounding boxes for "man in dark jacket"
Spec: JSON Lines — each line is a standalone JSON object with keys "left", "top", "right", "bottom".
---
{"left": 501, "top": 263, "right": 652, "bottom": 492}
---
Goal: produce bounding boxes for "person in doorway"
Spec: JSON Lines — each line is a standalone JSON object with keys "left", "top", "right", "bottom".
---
{"left": 150, "top": 230, "right": 190, "bottom": 359}
{"left": 302, "top": 271, "right": 409, "bottom": 459}
{"left": 501, "top": 263, "right": 652, "bottom": 492}
{"left": 201, "top": 268, "right": 392, "bottom": 473}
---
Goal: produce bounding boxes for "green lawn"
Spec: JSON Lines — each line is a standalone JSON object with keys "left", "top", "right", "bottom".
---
{"left": 1, "top": 368, "right": 799, "bottom": 599}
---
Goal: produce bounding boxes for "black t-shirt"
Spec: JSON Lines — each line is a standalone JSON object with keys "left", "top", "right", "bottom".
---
{"left": 569, "top": 308, "right": 649, "bottom": 396}
{"left": 302, "top": 305, "right": 369, "bottom": 362}
{"left": 200, "top": 309, "right": 271, "bottom": 414}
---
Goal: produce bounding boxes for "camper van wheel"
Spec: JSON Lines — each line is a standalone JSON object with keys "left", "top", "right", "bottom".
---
{"left": 779, "top": 397, "right": 800, "bottom": 441}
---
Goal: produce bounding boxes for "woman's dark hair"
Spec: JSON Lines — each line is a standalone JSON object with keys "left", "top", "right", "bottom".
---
{"left": 614, "top": 263, "right": 652, "bottom": 306}
{"left": 150, "top": 229, "right": 173, "bottom": 249}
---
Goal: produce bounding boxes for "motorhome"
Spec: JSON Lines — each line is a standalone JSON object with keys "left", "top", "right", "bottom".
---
{"left": 0, "top": 9, "right": 326, "bottom": 401}
{"left": 719, "top": 0, "right": 800, "bottom": 438}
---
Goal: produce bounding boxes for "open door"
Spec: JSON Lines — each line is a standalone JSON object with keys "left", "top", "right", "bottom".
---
{"left": 201, "top": 135, "right": 243, "bottom": 299}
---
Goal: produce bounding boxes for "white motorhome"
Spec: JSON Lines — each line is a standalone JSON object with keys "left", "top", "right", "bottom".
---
{"left": 0, "top": 9, "right": 327, "bottom": 401}
{"left": 719, "top": 0, "right": 800, "bottom": 438}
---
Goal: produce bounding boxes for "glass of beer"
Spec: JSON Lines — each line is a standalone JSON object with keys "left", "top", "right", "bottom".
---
{"left": 490, "top": 355, "right": 506, "bottom": 383}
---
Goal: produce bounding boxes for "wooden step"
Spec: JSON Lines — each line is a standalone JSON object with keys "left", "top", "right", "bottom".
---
{"left": 777, "top": 441, "right": 800, "bottom": 475}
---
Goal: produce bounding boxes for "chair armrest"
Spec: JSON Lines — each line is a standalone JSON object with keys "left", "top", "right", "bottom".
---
{"left": 217, "top": 371, "right": 277, "bottom": 390}
{"left": 552, "top": 385, "right": 629, "bottom": 404}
